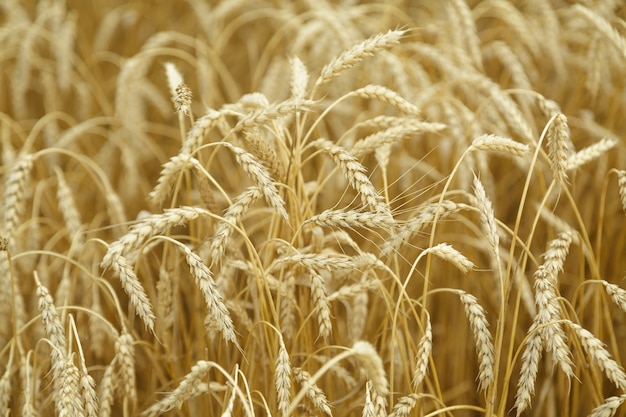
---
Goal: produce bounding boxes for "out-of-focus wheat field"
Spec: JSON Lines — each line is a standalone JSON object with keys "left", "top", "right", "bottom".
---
{"left": 1, "top": 1, "right": 626, "bottom": 416}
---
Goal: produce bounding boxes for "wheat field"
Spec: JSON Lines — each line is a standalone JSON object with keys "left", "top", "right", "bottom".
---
{"left": 1, "top": 1, "right": 626, "bottom": 416}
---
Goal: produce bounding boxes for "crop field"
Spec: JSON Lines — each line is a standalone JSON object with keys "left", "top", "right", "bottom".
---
{"left": 1, "top": 1, "right": 626, "bottom": 416}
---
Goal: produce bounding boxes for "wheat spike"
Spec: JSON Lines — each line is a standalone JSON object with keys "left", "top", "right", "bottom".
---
{"left": 314, "top": 29, "right": 406, "bottom": 90}
{"left": 455, "top": 291, "right": 495, "bottom": 391}
{"left": 352, "top": 341, "right": 389, "bottom": 396}
{"left": 275, "top": 336, "right": 292, "bottom": 416}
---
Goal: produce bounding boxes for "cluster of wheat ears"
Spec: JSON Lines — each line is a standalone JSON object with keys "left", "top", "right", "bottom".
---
{"left": 1, "top": 1, "right": 626, "bottom": 416}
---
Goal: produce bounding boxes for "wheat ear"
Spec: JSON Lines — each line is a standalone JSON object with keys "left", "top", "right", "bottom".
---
{"left": 294, "top": 368, "right": 332, "bottom": 416}
{"left": 178, "top": 243, "right": 238, "bottom": 346}
{"left": 3, "top": 153, "right": 35, "bottom": 248}
{"left": 313, "top": 139, "right": 391, "bottom": 215}
{"left": 567, "top": 321, "right": 626, "bottom": 391}
{"left": 565, "top": 137, "right": 618, "bottom": 172}
{"left": 309, "top": 269, "right": 332, "bottom": 341}
{"left": 412, "top": 311, "right": 432, "bottom": 389}
{"left": 469, "top": 134, "right": 530, "bottom": 156}
{"left": 589, "top": 395, "right": 626, "bottom": 417}
{"left": 313, "top": 29, "right": 406, "bottom": 90}
{"left": 275, "top": 336, "right": 292, "bottom": 416}
{"left": 546, "top": 114, "right": 571, "bottom": 185}
{"left": 142, "top": 360, "right": 213, "bottom": 416}
{"left": 210, "top": 186, "right": 262, "bottom": 262}
{"left": 422, "top": 243, "right": 474, "bottom": 274}
{"left": 617, "top": 170, "right": 626, "bottom": 212}
{"left": 352, "top": 341, "right": 389, "bottom": 396}
{"left": 514, "top": 328, "right": 543, "bottom": 416}
{"left": 222, "top": 142, "right": 288, "bottom": 221}
{"left": 455, "top": 291, "right": 495, "bottom": 391}
{"left": 388, "top": 394, "right": 419, "bottom": 417}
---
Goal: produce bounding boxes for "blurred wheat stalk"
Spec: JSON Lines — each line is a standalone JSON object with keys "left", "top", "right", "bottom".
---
{"left": 1, "top": 1, "right": 626, "bottom": 416}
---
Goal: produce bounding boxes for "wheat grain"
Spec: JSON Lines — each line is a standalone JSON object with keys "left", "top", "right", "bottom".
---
{"left": 352, "top": 341, "right": 389, "bottom": 396}
{"left": 565, "top": 137, "right": 618, "bottom": 172}
{"left": 294, "top": 368, "right": 332, "bottom": 416}
{"left": 275, "top": 336, "right": 291, "bottom": 416}
{"left": 314, "top": 29, "right": 406, "bottom": 90}
{"left": 455, "top": 291, "right": 494, "bottom": 391}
